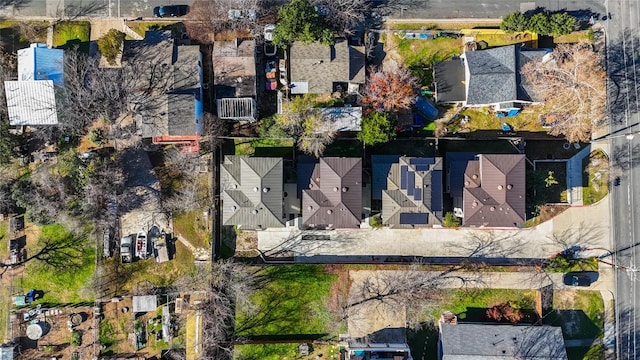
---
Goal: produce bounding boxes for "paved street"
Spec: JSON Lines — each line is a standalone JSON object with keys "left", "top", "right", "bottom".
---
{"left": 606, "top": 0, "right": 640, "bottom": 355}
{"left": 0, "top": 0, "right": 194, "bottom": 18}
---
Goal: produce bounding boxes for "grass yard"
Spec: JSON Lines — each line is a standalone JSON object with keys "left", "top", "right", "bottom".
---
{"left": 441, "top": 288, "right": 538, "bottom": 322}
{"left": 453, "top": 108, "right": 546, "bottom": 132}
{"left": 234, "top": 138, "right": 295, "bottom": 158}
{"left": 546, "top": 290, "right": 604, "bottom": 340}
{"left": 0, "top": 220, "right": 8, "bottom": 261}
{"left": 554, "top": 29, "right": 595, "bottom": 44}
{"left": 461, "top": 29, "right": 537, "bottom": 48}
{"left": 393, "top": 35, "right": 462, "bottom": 86}
{"left": 235, "top": 265, "right": 336, "bottom": 337}
{"left": 173, "top": 209, "right": 210, "bottom": 249}
{"left": 17, "top": 224, "right": 95, "bottom": 304}
{"left": 126, "top": 21, "right": 178, "bottom": 38}
{"left": 583, "top": 150, "right": 609, "bottom": 205}
{"left": 235, "top": 343, "right": 340, "bottom": 360}
{"left": 53, "top": 21, "right": 90, "bottom": 49}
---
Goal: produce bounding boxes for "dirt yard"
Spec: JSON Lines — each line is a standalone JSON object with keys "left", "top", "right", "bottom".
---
{"left": 13, "top": 306, "right": 97, "bottom": 360}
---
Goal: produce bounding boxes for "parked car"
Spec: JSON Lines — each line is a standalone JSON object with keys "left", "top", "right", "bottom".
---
{"left": 279, "top": 59, "right": 287, "bottom": 85}
{"left": 264, "top": 42, "right": 277, "bottom": 57}
{"left": 264, "top": 24, "right": 275, "bottom": 42}
{"left": 266, "top": 78, "right": 278, "bottom": 91}
{"left": 563, "top": 271, "right": 598, "bottom": 287}
{"left": 266, "top": 60, "right": 277, "bottom": 90}
{"left": 153, "top": 5, "right": 189, "bottom": 17}
{"left": 228, "top": 9, "right": 257, "bottom": 21}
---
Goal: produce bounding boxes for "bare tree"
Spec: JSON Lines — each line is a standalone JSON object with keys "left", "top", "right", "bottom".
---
{"left": 361, "top": 66, "right": 418, "bottom": 113}
{"left": 521, "top": 43, "right": 606, "bottom": 143}
{"left": 202, "top": 112, "right": 229, "bottom": 150}
{"left": 314, "top": 0, "right": 371, "bottom": 35}
{"left": 176, "top": 260, "right": 258, "bottom": 360}
{"left": 185, "top": 0, "right": 264, "bottom": 43}
{"left": 277, "top": 96, "right": 336, "bottom": 157}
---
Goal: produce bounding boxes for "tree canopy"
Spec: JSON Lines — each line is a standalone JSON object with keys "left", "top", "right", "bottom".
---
{"left": 97, "top": 29, "right": 125, "bottom": 65}
{"left": 501, "top": 11, "right": 577, "bottom": 35}
{"left": 276, "top": 95, "right": 335, "bottom": 157}
{"left": 272, "top": 0, "right": 334, "bottom": 47}
{"left": 521, "top": 43, "right": 606, "bottom": 143}
{"left": 358, "top": 111, "right": 395, "bottom": 146}
{"left": 362, "top": 67, "right": 418, "bottom": 113}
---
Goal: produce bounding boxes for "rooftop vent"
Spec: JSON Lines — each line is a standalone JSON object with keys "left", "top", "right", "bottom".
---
{"left": 253, "top": 187, "right": 259, "bottom": 192}
{"left": 262, "top": 187, "right": 270, "bottom": 193}
{"left": 341, "top": 187, "right": 348, "bottom": 192}
{"left": 498, "top": 185, "right": 503, "bottom": 190}
{"left": 507, "top": 184, "right": 513, "bottom": 190}
{"left": 252, "top": 209, "right": 258, "bottom": 214}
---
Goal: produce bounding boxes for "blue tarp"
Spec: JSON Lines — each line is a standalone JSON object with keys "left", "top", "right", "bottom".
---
{"left": 414, "top": 96, "right": 438, "bottom": 121}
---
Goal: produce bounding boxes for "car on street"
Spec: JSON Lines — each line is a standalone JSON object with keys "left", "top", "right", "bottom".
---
{"left": 563, "top": 271, "right": 598, "bottom": 286}
{"left": 264, "top": 24, "right": 275, "bottom": 42}
{"left": 153, "top": 5, "right": 189, "bottom": 17}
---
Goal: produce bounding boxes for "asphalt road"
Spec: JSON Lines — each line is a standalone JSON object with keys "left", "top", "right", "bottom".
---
{"left": 607, "top": 0, "right": 640, "bottom": 356}
{"left": 1, "top": 0, "right": 605, "bottom": 19}
{"left": 0, "top": 0, "right": 194, "bottom": 18}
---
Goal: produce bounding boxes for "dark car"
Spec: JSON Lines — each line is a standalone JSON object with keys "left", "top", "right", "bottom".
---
{"left": 153, "top": 5, "right": 189, "bottom": 17}
{"left": 563, "top": 271, "right": 598, "bottom": 287}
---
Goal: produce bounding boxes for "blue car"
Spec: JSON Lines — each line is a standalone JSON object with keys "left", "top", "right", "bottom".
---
{"left": 153, "top": 5, "right": 189, "bottom": 17}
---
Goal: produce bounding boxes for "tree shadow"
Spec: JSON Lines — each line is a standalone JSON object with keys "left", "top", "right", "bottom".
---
{"left": 607, "top": 29, "right": 640, "bottom": 125}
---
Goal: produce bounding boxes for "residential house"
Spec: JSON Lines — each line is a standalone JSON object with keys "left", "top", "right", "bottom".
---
{"left": 221, "top": 156, "right": 284, "bottom": 229}
{"left": 445, "top": 152, "right": 477, "bottom": 217}
{"left": 17, "top": 43, "right": 64, "bottom": 85}
{"left": 132, "top": 295, "right": 158, "bottom": 313}
{"left": 438, "top": 317, "right": 567, "bottom": 359}
{"left": 462, "top": 154, "right": 526, "bottom": 227}
{"left": 434, "top": 45, "right": 548, "bottom": 109}
{"left": 213, "top": 39, "right": 257, "bottom": 121}
{"left": 4, "top": 43, "right": 63, "bottom": 127}
{"left": 298, "top": 157, "right": 362, "bottom": 229}
{"left": 289, "top": 39, "right": 365, "bottom": 95}
{"left": 124, "top": 30, "right": 203, "bottom": 152}
{"left": 0, "top": 344, "right": 14, "bottom": 360}
{"left": 381, "top": 157, "right": 443, "bottom": 228}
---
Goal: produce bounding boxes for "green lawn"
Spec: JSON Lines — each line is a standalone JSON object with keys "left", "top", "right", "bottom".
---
{"left": 53, "top": 21, "right": 90, "bottom": 48}
{"left": 463, "top": 30, "right": 537, "bottom": 48}
{"left": 234, "top": 138, "right": 295, "bottom": 158}
{"left": 442, "top": 288, "right": 538, "bottom": 322}
{"left": 583, "top": 150, "right": 609, "bottom": 205}
{"left": 554, "top": 29, "right": 595, "bottom": 44}
{"left": 387, "top": 22, "right": 501, "bottom": 30}
{"left": 18, "top": 224, "right": 95, "bottom": 304}
{"left": 394, "top": 35, "right": 462, "bottom": 86}
{"left": 546, "top": 290, "right": 604, "bottom": 340}
{"left": 455, "top": 108, "right": 546, "bottom": 132}
{"left": 173, "top": 209, "right": 210, "bottom": 249}
{"left": 0, "top": 220, "right": 8, "bottom": 260}
{"left": 235, "top": 343, "right": 341, "bottom": 360}
{"left": 235, "top": 265, "right": 336, "bottom": 337}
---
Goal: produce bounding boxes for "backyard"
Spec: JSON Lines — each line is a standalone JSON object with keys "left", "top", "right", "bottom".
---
{"left": 546, "top": 290, "right": 604, "bottom": 340}
{"left": 448, "top": 107, "right": 547, "bottom": 132}
{"left": 174, "top": 209, "right": 211, "bottom": 250}
{"left": 534, "top": 161, "right": 568, "bottom": 203}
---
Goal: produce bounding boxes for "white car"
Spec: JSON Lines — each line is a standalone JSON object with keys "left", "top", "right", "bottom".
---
{"left": 228, "top": 9, "right": 257, "bottom": 21}
{"left": 264, "top": 24, "right": 275, "bottom": 42}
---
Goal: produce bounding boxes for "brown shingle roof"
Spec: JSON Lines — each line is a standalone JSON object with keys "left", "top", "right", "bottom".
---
{"left": 301, "top": 157, "right": 362, "bottom": 228}
{"left": 289, "top": 39, "right": 365, "bottom": 94}
{"left": 462, "top": 154, "right": 526, "bottom": 227}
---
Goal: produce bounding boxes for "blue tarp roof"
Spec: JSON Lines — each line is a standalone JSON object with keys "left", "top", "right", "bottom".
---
{"left": 18, "top": 44, "right": 64, "bottom": 86}
{"left": 371, "top": 155, "right": 401, "bottom": 200}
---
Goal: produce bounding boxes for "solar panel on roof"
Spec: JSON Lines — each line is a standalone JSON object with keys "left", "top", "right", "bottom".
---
{"left": 431, "top": 170, "right": 443, "bottom": 211}
{"left": 400, "top": 212, "right": 428, "bottom": 224}
{"left": 409, "top": 158, "right": 435, "bottom": 165}
{"left": 407, "top": 175, "right": 415, "bottom": 195}
{"left": 415, "top": 165, "right": 430, "bottom": 171}
{"left": 400, "top": 165, "right": 408, "bottom": 189}
{"left": 414, "top": 188, "right": 422, "bottom": 200}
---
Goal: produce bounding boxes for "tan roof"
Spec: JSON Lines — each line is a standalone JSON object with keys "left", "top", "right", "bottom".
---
{"left": 213, "top": 39, "right": 256, "bottom": 98}
{"left": 462, "top": 154, "right": 526, "bottom": 227}
{"left": 302, "top": 157, "right": 362, "bottom": 228}
{"left": 289, "top": 39, "right": 365, "bottom": 94}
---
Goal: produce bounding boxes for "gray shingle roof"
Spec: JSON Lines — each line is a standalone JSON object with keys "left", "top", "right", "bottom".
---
{"left": 440, "top": 323, "right": 567, "bottom": 359}
{"left": 462, "top": 154, "right": 526, "bottom": 227}
{"left": 289, "top": 39, "right": 365, "bottom": 94}
{"left": 381, "top": 157, "right": 443, "bottom": 227}
{"left": 125, "top": 31, "right": 202, "bottom": 139}
{"left": 301, "top": 157, "right": 362, "bottom": 228}
{"left": 464, "top": 45, "right": 546, "bottom": 106}
{"left": 221, "top": 156, "right": 284, "bottom": 228}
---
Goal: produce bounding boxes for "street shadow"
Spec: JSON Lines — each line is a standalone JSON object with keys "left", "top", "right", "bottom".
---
{"left": 610, "top": 142, "right": 640, "bottom": 171}
{"left": 607, "top": 30, "right": 640, "bottom": 125}
{"left": 545, "top": 309, "right": 602, "bottom": 339}
{"left": 407, "top": 323, "right": 439, "bottom": 360}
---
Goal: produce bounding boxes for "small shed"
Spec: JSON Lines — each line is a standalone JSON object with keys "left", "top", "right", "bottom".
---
{"left": 132, "top": 295, "right": 158, "bottom": 313}
{"left": 0, "top": 344, "right": 14, "bottom": 360}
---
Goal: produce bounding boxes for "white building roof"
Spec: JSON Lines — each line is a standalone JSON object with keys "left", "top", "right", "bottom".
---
{"left": 4, "top": 80, "right": 58, "bottom": 126}
{"left": 132, "top": 295, "right": 158, "bottom": 313}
